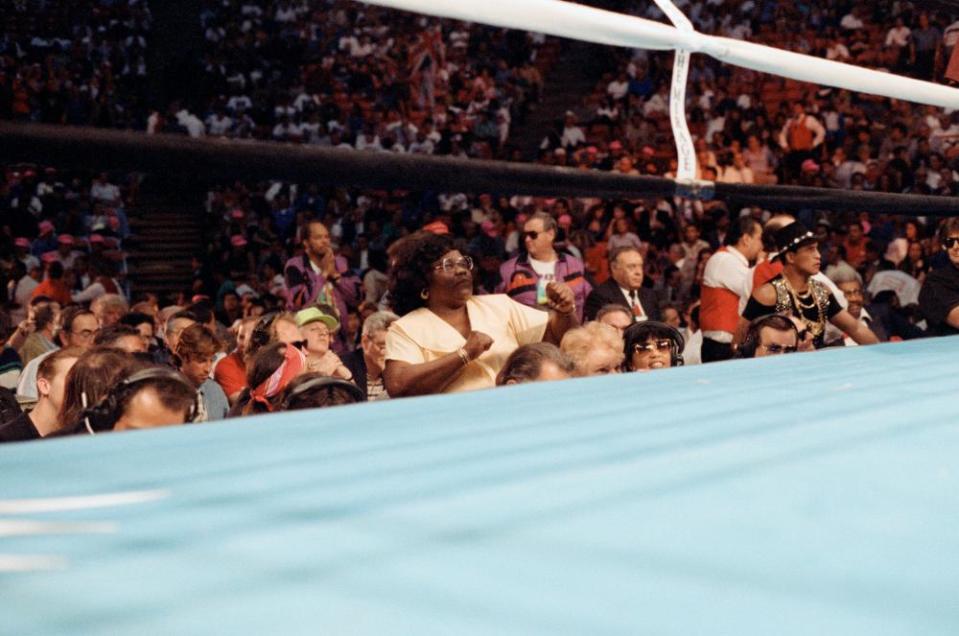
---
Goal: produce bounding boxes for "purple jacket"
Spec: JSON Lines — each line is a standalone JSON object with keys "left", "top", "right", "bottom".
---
{"left": 496, "top": 252, "right": 592, "bottom": 321}
{"left": 284, "top": 253, "right": 360, "bottom": 351}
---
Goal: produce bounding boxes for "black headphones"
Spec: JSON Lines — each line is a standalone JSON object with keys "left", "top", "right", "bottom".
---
{"left": 740, "top": 313, "right": 799, "bottom": 359}
{"left": 279, "top": 375, "right": 366, "bottom": 410}
{"left": 81, "top": 367, "right": 200, "bottom": 434}
{"left": 623, "top": 320, "right": 686, "bottom": 368}
{"left": 249, "top": 311, "right": 280, "bottom": 352}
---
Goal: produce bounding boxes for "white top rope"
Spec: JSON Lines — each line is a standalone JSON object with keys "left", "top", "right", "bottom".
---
{"left": 361, "top": 0, "right": 959, "bottom": 110}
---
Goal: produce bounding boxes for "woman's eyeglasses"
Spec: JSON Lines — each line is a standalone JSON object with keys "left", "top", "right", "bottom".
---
{"left": 432, "top": 256, "right": 474, "bottom": 273}
{"left": 634, "top": 339, "right": 673, "bottom": 353}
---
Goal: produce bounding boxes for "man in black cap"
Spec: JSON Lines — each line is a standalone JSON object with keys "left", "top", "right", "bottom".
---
{"left": 742, "top": 221, "right": 877, "bottom": 349}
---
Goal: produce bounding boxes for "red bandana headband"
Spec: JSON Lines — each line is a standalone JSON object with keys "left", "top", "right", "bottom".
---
{"left": 250, "top": 343, "right": 305, "bottom": 411}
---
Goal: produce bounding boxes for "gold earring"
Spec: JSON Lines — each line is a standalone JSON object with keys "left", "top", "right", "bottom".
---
{"left": 420, "top": 288, "right": 429, "bottom": 300}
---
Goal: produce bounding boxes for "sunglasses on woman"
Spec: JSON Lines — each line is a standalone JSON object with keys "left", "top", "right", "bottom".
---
{"left": 634, "top": 339, "right": 673, "bottom": 353}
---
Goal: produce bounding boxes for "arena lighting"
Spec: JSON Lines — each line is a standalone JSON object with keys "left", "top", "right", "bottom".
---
{"left": 3, "top": 122, "right": 959, "bottom": 215}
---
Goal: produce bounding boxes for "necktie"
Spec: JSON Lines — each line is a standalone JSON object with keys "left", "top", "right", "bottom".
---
{"left": 630, "top": 290, "right": 644, "bottom": 318}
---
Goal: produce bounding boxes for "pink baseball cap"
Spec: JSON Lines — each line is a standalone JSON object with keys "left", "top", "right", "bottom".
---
{"left": 422, "top": 221, "right": 449, "bottom": 235}
{"left": 58, "top": 234, "right": 75, "bottom": 245}
{"left": 38, "top": 220, "right": 55, "bottom": 235}
{"left": 230, "top": 234, "right": 248, "bottom": 247}
{"left": 609, "top": 140, "right": 623, "bottom": 150}
{"left": 41, "top": 251, "right": 58, "bottom": 263}
{"left": 230, "top": 208, "right": 245, "bottom": 220}
{"left": 14, "top": 237, "right": 30, "bottom": 249}
{"left": 801, "top": 159, "right": 820, "bottom": 173}
{"left": 89, "top": 233, "right": 105, "bottom": 244}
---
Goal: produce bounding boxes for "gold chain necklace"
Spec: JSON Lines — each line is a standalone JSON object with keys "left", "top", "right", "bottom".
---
{"left": 783, "top": 277, "right": 826, "bottom": 337}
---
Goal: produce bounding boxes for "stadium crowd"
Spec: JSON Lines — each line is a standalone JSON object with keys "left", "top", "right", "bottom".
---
{"left": 3, "top": 0, "right": 959, "bottom": 440}
{"left": 0, "top": 0, "right": 153, "bottom": 128}
{"left": 148, "top": 0, "right": 556, "bottom": 161}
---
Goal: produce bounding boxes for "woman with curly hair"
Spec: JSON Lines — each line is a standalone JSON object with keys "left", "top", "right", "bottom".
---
{"left": 384, "top": 231, "right": 578, "bottom": 396}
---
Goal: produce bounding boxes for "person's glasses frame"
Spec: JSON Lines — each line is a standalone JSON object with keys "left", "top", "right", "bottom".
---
{"left": 432, "top": 256, "right": 474, "bottom": 273}
{"left": 634, "top": 339, "right": 673, "bottom": 354}
{"left": 942, "top": 236, "right": 959, "bottom": 249}
{"left": 758, "top": 343, "right": 798, "bottom": 355}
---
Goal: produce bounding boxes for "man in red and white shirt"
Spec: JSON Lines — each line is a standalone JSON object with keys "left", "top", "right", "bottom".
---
{"left": 700, "top": 217, "right": 763, "bottom": 362}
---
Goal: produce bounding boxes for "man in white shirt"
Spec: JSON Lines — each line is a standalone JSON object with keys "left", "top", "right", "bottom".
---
{"left": 205, "top": 108, "right": 234, "bottom": 136}
{"left": 355, "top": 128, "right": 383, "bottom": 151}
{"left": 90, "top": 172, "right": 122, "bottom": 206}
{"left": 828, "top": 271, "right": 874, "bottom": 346}
{"left": 886, "top": 17, "right": 911, "bottom": 48}
{"left": 699, "top": 217, "right": 763, "bottom": 362}
{"left": 840, "top": 7, "right": 865, "bottom": 31}
{"left": 718, "top": 152, "right": 755, "bottom": 184}
{"left": 560, "top": 111, "right": 585, "bottom": 149}
{"left": 606, "top": 72, "right": 629, "bottom": 101}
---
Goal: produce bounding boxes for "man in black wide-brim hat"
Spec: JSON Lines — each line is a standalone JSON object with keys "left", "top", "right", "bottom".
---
{"left": 741, "top": 221, "right": 878, "bottom": 350}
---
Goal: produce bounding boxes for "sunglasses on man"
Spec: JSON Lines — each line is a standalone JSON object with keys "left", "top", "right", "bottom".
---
{"left": 758, "top": 343, "right": 798, "bottom": 355}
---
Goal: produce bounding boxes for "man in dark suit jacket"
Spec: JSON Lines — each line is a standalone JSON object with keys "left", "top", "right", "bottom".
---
{"left": 584, "top": 246, "right": 660, "bottom": 322}
{"left": 340, "top": 311, "right": 398, "bottom": 400}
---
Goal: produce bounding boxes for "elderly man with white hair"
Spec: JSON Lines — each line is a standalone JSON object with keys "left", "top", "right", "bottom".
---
{"left": 341, "top": 311, "right": 399, "bottom": 401}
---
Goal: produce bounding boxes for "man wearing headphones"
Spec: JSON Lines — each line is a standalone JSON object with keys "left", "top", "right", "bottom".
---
{"left": 622, "top": 320, "right": 685, "bottom": 372}
{"left": 277, "top": 373, "right": 366, "bottom": 411}
{"left": 739, "top": 314, "right": 800, "bottom": 359}
{"left": 78, "top": 367, "right": 199, "bottom": 433}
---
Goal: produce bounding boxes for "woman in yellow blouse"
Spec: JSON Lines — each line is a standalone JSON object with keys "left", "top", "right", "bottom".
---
{"left": 385, "top": 232, "right": 578, "bottom": 396}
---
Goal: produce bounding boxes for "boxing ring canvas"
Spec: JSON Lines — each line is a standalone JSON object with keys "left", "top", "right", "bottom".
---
{"left": 2, "top": 337, "right": 958, "bottom": 634}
